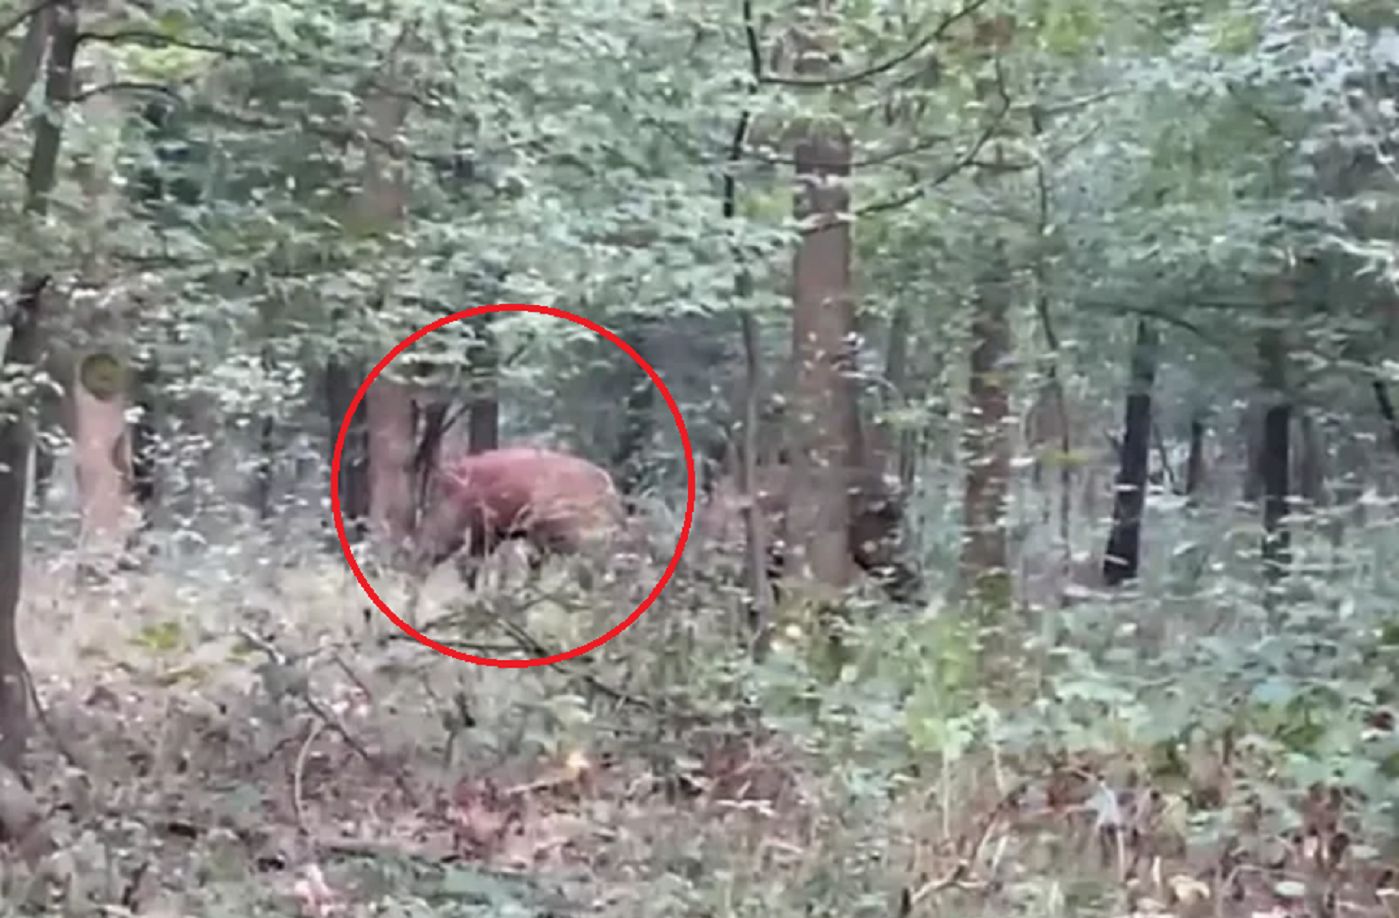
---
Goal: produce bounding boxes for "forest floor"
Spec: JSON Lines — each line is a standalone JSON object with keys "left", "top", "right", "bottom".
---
{"left": 5, "top": 551, "right": 1398, "bottom": 917}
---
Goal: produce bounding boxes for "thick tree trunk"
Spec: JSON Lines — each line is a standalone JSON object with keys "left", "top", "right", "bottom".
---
{"left": 1102, "top": 321, "right": 1158, "bottom": 586}
{"left": 788, "top": 121, "right": 857, "bottom": 588}
{"left": 0, "top": 0, "right": 77, "bottom": 772}
{"left": 356, "top": 71, "right": 413, "bottom": 548}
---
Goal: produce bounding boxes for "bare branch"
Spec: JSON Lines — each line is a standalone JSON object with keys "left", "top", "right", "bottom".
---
{"left": 75, "top": 28, "right": 240, "bottom": 57}
{"left": 70, "top": 80, "right": 183, "bottom": 104}
{"left": 762, "top": 0, "right": 988, "bottom": 88}
{"left": 854, "top": 98, "right": 1010, "bottom": 219}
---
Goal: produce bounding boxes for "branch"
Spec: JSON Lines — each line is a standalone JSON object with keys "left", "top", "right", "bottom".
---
{"left": 75, "top": 28, "right": 241, "bottom": 57}
{"left": 70, "top": 80, "right": 185, "bottom": 104}
{"left": 761, "top": 0, "right": 988, "bottom": 88}
{"left": 854, "top": 97, "right": 1010, "bottom": 219}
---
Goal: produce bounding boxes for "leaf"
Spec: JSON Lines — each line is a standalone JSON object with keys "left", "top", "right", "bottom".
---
{"left": 132, "top": 620, "right": 185, "bottom": 654}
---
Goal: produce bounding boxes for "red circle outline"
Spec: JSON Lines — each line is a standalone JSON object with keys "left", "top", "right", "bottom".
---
{"left": 329, "top": 303, "right": 696, "bottom": 669}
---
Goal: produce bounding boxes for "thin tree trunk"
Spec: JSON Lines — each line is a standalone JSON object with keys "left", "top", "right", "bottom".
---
{"left": 1184, "top": 414, "right": 1206, "bottom": 501}
{"left": 726, "top": 9, "right": 775, "bottom": 657}
{"left": 0, "top": 0, "right": 78, "bottom": 772}
{"left": 130, "top": 359, "right": 159, "bottom": 522}
{"left": 960, "top": 250, "right": 1013, "bottom": 599}
{"left": 248, "top": 346, "right": 275, "bottom": 521}
{"left": 1103, "top": 321, "right": 1158, "bottom": 587}
{"left": 959, "top": 17, "right": 1016, "bottom": 606}
{"left": 326, "top": 360, "right": 370, "bottom": 543}
{"left": 1261, "top": 403, "right": 1291, "bottom": 582}
{"left": 1373, "top": 379, "right": 1399, "bottom": 457}
{"left": 367, "top": 375, "right": 415, "bottom": 547}
{"left": 884, "top": 304, "right": 921, "bottom": 496}
{"left": 738, "top": 311, "right": 775, "bottom": 655}
{"left": 1258, "top": 325, "right": 1291, "bottom": 590}
{"left": 466, "top": 315, "right": 499, "bottom": 454}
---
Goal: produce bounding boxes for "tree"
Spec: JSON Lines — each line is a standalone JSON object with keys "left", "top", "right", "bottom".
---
{"left": 1103, "top": 321, "right": 1159, "bottom": 586}
{"left": 0, "top": 0, "right": 78, "bottom": 772}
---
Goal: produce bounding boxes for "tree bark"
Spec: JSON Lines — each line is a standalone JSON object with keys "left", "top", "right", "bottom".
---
{"left": 326, "top": 360, "right": 369, "bottom": 543}
{"left": 1373, "top": 379, "right": 1399, "bottom": 457}
{"left": 466, "top": 315, "right": 499, "bottom": 454}
{"left": 0, "top": 0, "right": 78, "bottom": 772}
{"left": 960, "top": 248, "right": 1014, "bottom": 599}
{"left": 367, "top": 375, "right": 415, "bottom": 546}
{"left": 356, "top": 64, "right": 414, "bottom": 549}
{"left": 1184, "top": 413, "right": 1206, "bottom": 501}
{"left": 1258, "top": 324, "right": 1291, "bottom": 589}
{"left": 1102, "top": 321, "right": 1158, "bottom": 586}
{"left": 787, "top": 120, "right": 857, "bottom": 588}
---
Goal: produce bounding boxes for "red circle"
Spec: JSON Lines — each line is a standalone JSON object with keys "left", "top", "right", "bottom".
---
{"left": 329, "top": 303, "right": 696, "bottom": 668}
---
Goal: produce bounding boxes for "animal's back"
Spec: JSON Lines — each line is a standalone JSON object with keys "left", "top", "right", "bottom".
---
{"left": 446, "top": 447, "right": 622, "bottom": 545}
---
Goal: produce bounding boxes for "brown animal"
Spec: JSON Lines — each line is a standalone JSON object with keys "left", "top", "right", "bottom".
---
{"left": 412, "top": 447, "right": 624, "bottom": 583}
{"left": 700, "top": 464, "right": 917, "bottom": 599}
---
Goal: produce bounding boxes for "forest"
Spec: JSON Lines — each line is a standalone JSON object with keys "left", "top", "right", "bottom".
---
{"left": 1, "top": 0, "right": 1397, "bottom": 914}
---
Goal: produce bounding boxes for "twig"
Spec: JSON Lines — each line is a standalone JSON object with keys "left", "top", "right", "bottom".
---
{"left": 292, "top": 718, "right": 325, "bottom": 833}
{"left": 762, "top": 0, "right": 988, "bottom": 88}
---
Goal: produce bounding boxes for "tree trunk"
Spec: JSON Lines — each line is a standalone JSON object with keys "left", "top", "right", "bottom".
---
{"left": 0, "top": 278, "right": 48, "bottom": 772}
{"left": 367, "top": 377, "right": 415, "bottom": 547}
{"left": 616, "top": 375, "right": 656, "bottom": 495}
{"left": 356, "top": 68, "right": 413, "bottom": 549}
{"left": 326, "top": 360, "right": 370, "bottom": 543}
{"left": 1258, "top": 324, "right": 1291, "bottom": 589}
{"left": 466, "top": 315, "right": 499, "bottom": 454}
{"left": 884, "top": 304, "right": 923, "bottom": 496}
{"left": 960, "top": 247, "right": 1014, "bottom": 600}
{"left": 958, "top": 18, "right": 1017, "bottom": 605}
{"left": 1102, "top": 321, "right": 1158, "bottom": 586}
{"left": 1296, "top": 411, "right": 1324, "bottom": 511}
{"left": 0, "top": 0, "right": 77, "bottom": 772}
{"left": 130, "top": 359, "right": 159, "bottom": 521}
{"left": 738, "top": 309, "right": 776, "bottom": 654}
{"left": 1184, "top": 413, "right": 1206, "bottom": 500}
{"left": 1373, "top": 379, "right": 1399, "bottom": 457}
{"left": 787, "top": 120, "right": 857, "bottom": 588}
